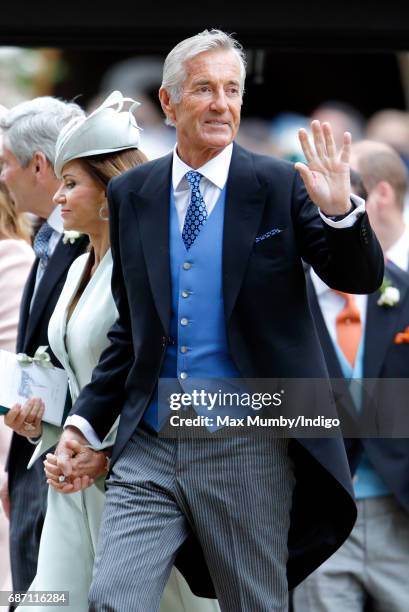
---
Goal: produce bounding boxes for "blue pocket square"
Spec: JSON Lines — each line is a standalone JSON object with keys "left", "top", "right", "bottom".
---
{"left": 255, "top": 228, "right": 282, "bottom": 243}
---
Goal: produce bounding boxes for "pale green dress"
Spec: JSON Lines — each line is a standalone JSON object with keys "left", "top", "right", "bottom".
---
{"left": 20, "top": 251, "right": 219, "bottom": 612}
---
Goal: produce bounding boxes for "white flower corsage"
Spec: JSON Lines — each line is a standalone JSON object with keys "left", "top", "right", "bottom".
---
{"left": 377, "top": 278, "right": 400, "bottom": 307}
{"left": 63, "top": 230, "right": 82, "bottom": 245}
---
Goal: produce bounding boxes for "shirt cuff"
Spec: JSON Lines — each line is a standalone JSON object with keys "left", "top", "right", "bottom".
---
{"left": 319, "top": 195, "right": 366, "bottom": 228}
{"left": 64, "top": 415, "right": 101, "bottom": 446}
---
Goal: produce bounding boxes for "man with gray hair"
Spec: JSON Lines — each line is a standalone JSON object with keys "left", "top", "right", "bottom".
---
{"left": 54, "top": 30, "right": 383, "bottom": 610}
{"left": 0, "top": 96, "right": 87, "bottom": 598}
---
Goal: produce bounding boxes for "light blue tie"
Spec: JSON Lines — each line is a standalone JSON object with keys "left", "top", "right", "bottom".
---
{"left": 33, "top": 221, "right": 53, "bottom": 270}
{"left": 182, "top": 171, "right": 208, "bottom": 250}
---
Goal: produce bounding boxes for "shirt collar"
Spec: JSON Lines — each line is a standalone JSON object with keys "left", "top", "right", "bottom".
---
{"left": 172, "top": 143, "right": 233, "bottom": 191}
{"left": 386, "top": 224, "right": 409, "bottom": 270}
{"left": 47, "top": 205, "right": 64, "bottom": 234}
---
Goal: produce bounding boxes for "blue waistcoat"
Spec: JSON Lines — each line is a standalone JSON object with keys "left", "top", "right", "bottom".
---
{"left": 143, "top": 185, "right": 243, "bottom": 430}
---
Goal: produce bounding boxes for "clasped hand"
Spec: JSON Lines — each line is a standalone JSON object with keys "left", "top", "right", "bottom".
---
{"left": 45, "top": 427, "right": 109, "bottom": 494}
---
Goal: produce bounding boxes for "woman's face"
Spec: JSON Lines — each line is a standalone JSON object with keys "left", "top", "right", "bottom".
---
{"left": 53, "top": 160, "right": 106, "bottom": 233}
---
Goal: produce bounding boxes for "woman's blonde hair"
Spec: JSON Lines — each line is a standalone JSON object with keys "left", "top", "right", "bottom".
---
{"left": 0, "top": 183, "right": 31, "bottom": 241}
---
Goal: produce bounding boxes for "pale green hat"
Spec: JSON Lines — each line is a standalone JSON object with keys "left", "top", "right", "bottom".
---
{"left": 54, "top": 90, "right": 142, "bottom": 178}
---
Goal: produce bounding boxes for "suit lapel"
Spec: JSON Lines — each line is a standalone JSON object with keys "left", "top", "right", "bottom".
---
{"left": 23, "top": 237, "right": 87, "bottom": 352}
{"left": 133, "top": 153, "right": 172, "bottom": 334}
{"left": 306, "top": 274, "right": 358, "bottom": 423}
{"left": 133, "top": 145, "right": 267, "bottom": 331}
{"left": 16, "top": 260, "right": 39, "bottom": 352}
{"left": 364, "top": 269, "right": 408, "bottom": 378}
{"left": 223, "top": 144, "right": 267, "bottom": 320}
{"left": 306, "top": 278, "right": 344, "bottom": 378}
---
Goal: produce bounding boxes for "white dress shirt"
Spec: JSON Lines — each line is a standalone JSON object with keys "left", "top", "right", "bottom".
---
{"left": 172, "top": 144, "right": 233, "bottom": 231}
{"left": 386, "top": 224, "right": 409, "bottom": 272}
{"left": 66, "top": 146, "right": 366, "bottom": 444}
{"left": 310, "top": 269, "right": 368, "bottom": 343}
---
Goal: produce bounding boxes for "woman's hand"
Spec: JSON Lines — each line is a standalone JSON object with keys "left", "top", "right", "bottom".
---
{"left": 44, "top": 441, "right": 109, "bottom": 494}
{"left": 4, "top": 398, "right": 44, "bottom": 438}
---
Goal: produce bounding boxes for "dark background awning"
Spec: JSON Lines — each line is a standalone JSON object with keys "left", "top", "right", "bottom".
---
{"left": 1, "top": 3, "right": 407, "bottom": 135}
{"left": 1, "top": 2, "right": 408, "bottom": 50}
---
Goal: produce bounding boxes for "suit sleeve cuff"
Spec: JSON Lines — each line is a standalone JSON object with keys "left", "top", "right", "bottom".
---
{"left": 64, "top": 415, "right": 101, "bottom": 446}
{"left": 319, "top": 195, "right": 366, "bottom": 228}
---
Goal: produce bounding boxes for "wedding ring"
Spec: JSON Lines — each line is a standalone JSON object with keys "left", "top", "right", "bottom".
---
{"left": 23, "top": 421, "right": 36, "bottom": 432}
{"left": 58, "top": 475, "right": 66, "bottom": 483}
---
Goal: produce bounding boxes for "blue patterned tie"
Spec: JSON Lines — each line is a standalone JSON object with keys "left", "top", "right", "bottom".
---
{"left": 182, "top": 171, "right": 208, "bottom": 250}
{"left": 33, "top": 221, "right": 53, "bottom": 270}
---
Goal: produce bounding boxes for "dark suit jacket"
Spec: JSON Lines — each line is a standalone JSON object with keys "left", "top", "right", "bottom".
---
{"left": 7, "top": 233, "right": 88, "bottom": 593}
{"left": 8, "top": 234, "right": 89, "bottom": 481}
{"left": 72, "top": 143, "right": 384, "bottom": 592}
{"left": 307, "top": 261, "right": 409, "bottom": 514}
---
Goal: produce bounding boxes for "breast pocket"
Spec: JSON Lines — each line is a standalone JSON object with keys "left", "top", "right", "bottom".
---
{"left": 251, "top": 229, "right": 291, "bottom": 267}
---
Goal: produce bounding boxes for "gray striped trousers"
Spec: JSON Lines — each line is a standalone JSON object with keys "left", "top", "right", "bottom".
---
{"left": 89, "top": 427, "right": 295, "bottom": 611}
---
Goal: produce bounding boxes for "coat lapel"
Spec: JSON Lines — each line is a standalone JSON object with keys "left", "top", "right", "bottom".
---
{"left": 306, "top": 277, "right": 344, "bottom": 378}
{"left": 223, "top": 144, "right": 268, "bottom": 320}
{"left": 306, "top": 274, "right": 358, "bottom": 424}
{"left": 23, "top": 236, "right": 87, "bottom": 352}
{"left": 132, "top": 153, "right": 172, "bottom": 334}
{"left": 133, "top": 145, "right": 267, "bottom": 331}
{"left": 16, "top": 260, "right": 39, "bottom": 352}
{"left": 364, "top": 267, "right": 409, "bottom": 378}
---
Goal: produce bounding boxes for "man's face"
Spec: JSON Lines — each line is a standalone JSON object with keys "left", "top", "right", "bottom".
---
{"left": 166, "top": 50, "right": 242, "bottom": 161}
{"left": 0, "top": 144, "right": 34, "bottom": 213}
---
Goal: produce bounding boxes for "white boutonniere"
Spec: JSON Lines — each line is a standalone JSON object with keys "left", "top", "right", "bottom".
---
{"left": 377, "top": 278, "right": 400, "bottom": 307}
{"left": 63, "top": 230, "right": 82, "bottom": 245}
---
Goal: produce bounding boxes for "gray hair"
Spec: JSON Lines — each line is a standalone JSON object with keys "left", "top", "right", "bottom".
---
{"left": 161, "top": 29, "right": 246, "bottom": 107}
{"left": 0, "top": 97, "right": 85, "bottom": 167}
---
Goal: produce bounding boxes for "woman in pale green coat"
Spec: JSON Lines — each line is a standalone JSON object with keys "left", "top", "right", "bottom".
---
{"left": 8, "top": 92, "right": 220, "bottom": 612}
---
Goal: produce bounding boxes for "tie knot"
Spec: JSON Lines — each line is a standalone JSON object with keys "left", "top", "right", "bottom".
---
{"left": 334, "top": 289, "right": 362, "bottom": 367}
{"left": 334, "top": 291, "right": 361, "bottom": 323}
{"left": 185, "top": 171, "right": 202, "bottom": 190}
{"left": 33, "top": 221, "right": 53, "bottom": 262}
{"left": 335, "top": 290, "right": 356, "bottom": 306}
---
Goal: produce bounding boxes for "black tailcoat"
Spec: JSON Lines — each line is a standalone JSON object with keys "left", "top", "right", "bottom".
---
{"left": 72, "top": 144, "right": 384, "bottom": 592}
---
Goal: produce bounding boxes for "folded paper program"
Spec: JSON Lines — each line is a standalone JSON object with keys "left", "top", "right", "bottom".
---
{"left": 0, "top": 348, "right": 68, "bottom": 426}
